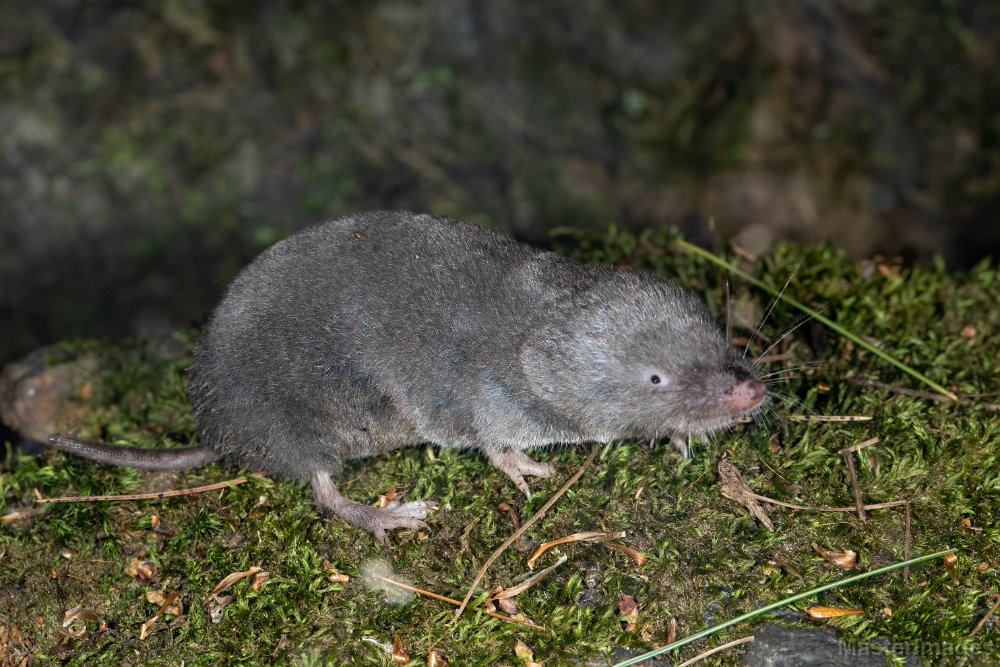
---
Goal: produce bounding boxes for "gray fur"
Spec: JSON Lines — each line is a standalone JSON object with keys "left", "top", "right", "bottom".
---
{"left": 51, "top": 210, "right": 766, "bottom": 543}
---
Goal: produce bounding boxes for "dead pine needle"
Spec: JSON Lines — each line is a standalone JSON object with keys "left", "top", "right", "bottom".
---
{"left": 675, "top": 635, "right": 755, "bottom": 667}
{"left": 452, "top": 443, "right": 600, "bottom": 621}
{"left": 526, "top": 531, "right": 624, "bottom": 569}
{"left": 35, "top": 472, "right": 268, "bottom": 504}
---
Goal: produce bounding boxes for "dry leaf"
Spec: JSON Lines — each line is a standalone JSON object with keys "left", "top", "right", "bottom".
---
{"left": 207, "top": 595, "right": 232, "bottom": 624}
{"left": 145, "top": 591, "right": 182, "bottom": 616}
{"left": 125, "top": 559, "right": 157, "bottom": 583}
{"left": 718, "top": 460, "right": 773, "bottom": 531}
{"left": 805, "top": 605, "right": 863, "bottom": 619}
{"left": 811, "top": 542, "right": 857, "bottom": 569}
{"left": 207, "top": 565, "right": 262, "bottom": 598}
{"left": 62, "top": 605, "right": 100, "bottom": 628}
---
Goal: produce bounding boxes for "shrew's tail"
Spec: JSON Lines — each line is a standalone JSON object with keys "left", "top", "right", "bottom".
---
{"left": 48, "top": 433, "right": 219, "bottom": 470}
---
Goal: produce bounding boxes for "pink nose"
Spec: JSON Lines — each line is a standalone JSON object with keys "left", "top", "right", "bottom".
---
{"left": 726, "top": 379, "right": 766, "bottom": 412}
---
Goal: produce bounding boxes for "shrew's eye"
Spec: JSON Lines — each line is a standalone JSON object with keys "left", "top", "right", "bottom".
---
{"left": 650, "top": 375, "right": 661, "bottom": 385}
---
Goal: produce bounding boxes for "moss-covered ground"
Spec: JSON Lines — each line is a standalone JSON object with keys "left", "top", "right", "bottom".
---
{"left": 1, "top": 229, "right": 998, "bottom": 665}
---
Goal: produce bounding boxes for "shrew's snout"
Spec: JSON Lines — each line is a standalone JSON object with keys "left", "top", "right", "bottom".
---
{"left": 724, "top": 379, "right": 766, "bottom": 413}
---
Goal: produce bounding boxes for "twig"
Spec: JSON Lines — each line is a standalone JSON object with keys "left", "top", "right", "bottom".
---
{"left": 34, "top": 472, "right": 268, "bottom": 504}
{"left": 751, "top": 494, "right": 908, "bottom": 513}
{"left": 903, "top": 501, "right": 912, "bottom": 580}
{"left": 0, "top": 507, "right": 46, "bottom": 523}
{"left": 839, "top": 437, "right": 879, "bottom": 521}
{"left": 452, "top": 444, "right": 600, "bottom": 621}
{"left": 366, "top": 572, "right": 545, "bottom": 631}
{"left": 675, "top": 635, "right": 755, "bottom": 667}
{"left": 969, "top": 594, "right": 1000, "bottom": 637}
{"left": 841, "top": 436, "right": 881, "bottom": 454}
{"left": 841, "top": 452, "right": 865, "bottom": 521}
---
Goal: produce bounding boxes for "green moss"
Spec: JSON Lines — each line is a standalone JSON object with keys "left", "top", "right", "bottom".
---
{"left": 2, "top": 229, "right": 998, "bottom": 665}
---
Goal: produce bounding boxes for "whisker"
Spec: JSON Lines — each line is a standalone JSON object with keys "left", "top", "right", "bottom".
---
{"left": 760, "top": 362, "right": 827, "bottom": 379}
{"left": 744, "top": 262, "right": 801, "bottom": 360}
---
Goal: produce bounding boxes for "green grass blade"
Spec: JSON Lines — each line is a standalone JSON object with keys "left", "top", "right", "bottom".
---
{"left": 675, "top": 239, "right": 957, "bottom": 401}
{"left": 611, "top": 548, "right": 957, "bottom": 667}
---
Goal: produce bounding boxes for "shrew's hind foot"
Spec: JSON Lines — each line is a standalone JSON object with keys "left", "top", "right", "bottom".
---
{"left": 485, "top": 447, "right": 555, "bottom": 499}
{"left": 310, "top": 471, "right": 436, "bottom": 546}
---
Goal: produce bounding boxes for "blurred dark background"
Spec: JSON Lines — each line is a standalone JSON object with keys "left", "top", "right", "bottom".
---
{"left": 1, "top": 0, "right": 998, "bottom": 367}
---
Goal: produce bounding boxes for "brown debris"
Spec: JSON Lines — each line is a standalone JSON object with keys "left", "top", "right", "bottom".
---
{"left": 0, "top": 507, "right": 45, "bottom": 523}
{"left": 62, "top": 604, "right": 100, "bottom": 628}
{"left": 805, "top": 605, "right": 863, "bottom": 619}
{"left": 0, "top": 619, "right": 31, "bottom": 667}
{"left": 206, "top": 595, "right": 232, "bottom": 624}
{"left": 942, "top": 552, "right": 959, "bottom": 583}
{"left": 526, "top": 531, "right": 624, "bottom": 569}
{"left": 718, "top": 460, "right": 774, "bottom": 531}
{"left": 811, "top": 542, "right": 858, "bottom": 569}
{"left": 125, "top": 558, "right": 157, "bottom": 584}
{"left": 207, "top": 565, "right": 263, "bottom": 599}
{"left": 145, "top": 591, "right": 182, "bottom": 616}
{"left": 617, "top": 595, "right": 640, "bottom": 632}
{"left": 498, "top": 503, "right": 531, "bottom": 552}
{"left": 140, "top": 590, "right": 180, "bottom": 639}
{"left": 392, "top": 634, "right": 408, "bottom": 665}
{"left": 452, "top": 444, "right": 599, "bottom": 621}
{"left": 601, "top": 542, "right": 648, "bottom": 566}
{"left": 490, "top": 556, "right": 567, "bottom": 605}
